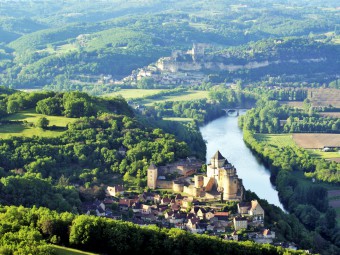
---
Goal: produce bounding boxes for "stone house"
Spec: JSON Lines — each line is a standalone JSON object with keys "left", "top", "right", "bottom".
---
{"left": 233, "top": 216, "right": 248, "bottom": 231}
{"left": 249, "top": 200, "right": 265, "bottom": 221}
{"left": 237, "top": 201, "right": 251, "bottom": 214}
{"left": 106, "top": 185, "right": 124, "bottom": 197}
{"left": 142, "top": 204, "right": 153, "bottom": 214}
{"left": 205, "top": 211, "right": 215, "bottom": 221}
{"left": 214, "top": 212, "right": 229, "bottom": 222}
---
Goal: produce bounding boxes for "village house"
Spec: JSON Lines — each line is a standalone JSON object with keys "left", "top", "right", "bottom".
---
{"left": 132, "top": 202, "right": 143, "bottom": 213}
{"left": 237, "top": 200, "right": 264, "bottom": 223}
{"left": 83, "top": 200, "right": 106, "bottom": 217}
{"left": 253, "top": 229, "right": 276, "bottom": 244}
{"left": 106, "top": 185, "right": 124, "bottom": 197}
{"left": 233, "top": 216, "right": 248, "bottom": 231}
{"left": 182, "top": 196, "right": 195, "bottom": 209}
{"left": 249, "top": 200, "right": 265, "bottom": 222}
{"left": 118, "top": 198, "right": 134, "bottom": 211}
{"left": 186, "top": 218, "right": 202, "bottom": 234}
{"left": 205, "top": 211, "right": 215, "bottom": 221}
{"left": 142, "top": 204, "right": 153, "bottom": 214}
{"left": 153, "top": 194, "right": 162, "bottom": 204}
{"left": 214, "top": 212, "right": 230, "bottom": 222}
{"left": 237, "top": 201, "right": 251, "bottom": 215}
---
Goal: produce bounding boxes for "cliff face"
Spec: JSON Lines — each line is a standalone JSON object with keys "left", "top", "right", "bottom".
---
{"left": 157, "top": 57, "right": 327, "bottom": 73}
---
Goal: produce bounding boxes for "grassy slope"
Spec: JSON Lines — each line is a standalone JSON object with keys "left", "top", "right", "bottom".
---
{"left": 0, "top": 109, "right": 76, "bottom": 138}
{"left": 52, "top": 245, "right": 98, "bottom": 255}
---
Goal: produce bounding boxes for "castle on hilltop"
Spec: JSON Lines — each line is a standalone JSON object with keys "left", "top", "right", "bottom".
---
{"left": 147, "top": 151, "right": 244, "bottom": 201}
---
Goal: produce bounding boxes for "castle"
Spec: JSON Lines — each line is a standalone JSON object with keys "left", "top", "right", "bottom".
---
{"left": 147, "top": 151, "right": 244, "bottom": 201}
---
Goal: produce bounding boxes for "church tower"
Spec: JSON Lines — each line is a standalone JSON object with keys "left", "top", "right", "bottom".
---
{"left": 147, "top": 163, "right": 158, "bottom": 189}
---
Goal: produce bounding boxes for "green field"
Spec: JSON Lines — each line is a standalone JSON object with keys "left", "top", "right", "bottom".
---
{"left": 52, "top": 245, "right": 98, "bottom": 255}
{"left": 143, "top": 90, "right": 209, "bottom": 106}
{"left": 306, "top": 150, "right": 340, "bottom": 159}
{"left": 0, "top": 110, "right": 76, "bottom": 138}
{"left": 253, "top": 134, "right": 296, "bottom": 148}
{"left": 103, "top": 89, "right": 165, "bottom": 99}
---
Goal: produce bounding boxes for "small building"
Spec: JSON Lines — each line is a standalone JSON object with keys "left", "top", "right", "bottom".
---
{"left": 237, "top": 201, "right": 251, "bottom": 214}
{"left": 106, "top": 185, "right": 125, "bottom": 197}
{"left": 233, "top": 216, "right": 248, "bottom": 231}
{"left": 214, "top": 212, "right": 230, "bottom": 222}
{"left": 249, "top": 200, "right": 264, "bottom": 221}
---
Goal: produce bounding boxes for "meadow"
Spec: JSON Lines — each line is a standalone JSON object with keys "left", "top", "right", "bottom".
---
{"left": 253, "top": 134, "right": 296, "bottom": 148}
{"left": 103, "top": 89, "right": 165, "bottom": 99}
{"left": 52, "top": 245, "right": 98, "bottom": 255}
{"left": 0, "top": 109, "right": 76, "bottom": 138}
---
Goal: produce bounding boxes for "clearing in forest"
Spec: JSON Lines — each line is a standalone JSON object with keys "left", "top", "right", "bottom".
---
{"left": 0, "top": 110, "right": 76, "bottom": 138}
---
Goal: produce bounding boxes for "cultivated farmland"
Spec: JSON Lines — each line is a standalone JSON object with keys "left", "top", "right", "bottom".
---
{"left": 292, "top": 133, "right": 340, "bottom": 149}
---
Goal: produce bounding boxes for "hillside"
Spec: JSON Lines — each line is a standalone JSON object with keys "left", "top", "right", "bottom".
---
{"left": 0, "top": 89, "right": 189, "bottom": 212}
{"left": 0, "top": 0, "right": 339, "bottom": 91}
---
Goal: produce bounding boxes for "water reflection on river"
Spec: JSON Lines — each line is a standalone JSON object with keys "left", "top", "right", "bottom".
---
{"left": 200, "top": 111, "right": 284, "bottom": 209}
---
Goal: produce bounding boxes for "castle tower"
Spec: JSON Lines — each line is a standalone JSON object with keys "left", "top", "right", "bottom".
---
{"left": 211, "top": 150, "right": 226, "bottom": 168}
{"left": 147, "top": 163, "right": 158, "bottom": 189}
{"left": 206, "top": 150, "right": 244, "bottom": 201}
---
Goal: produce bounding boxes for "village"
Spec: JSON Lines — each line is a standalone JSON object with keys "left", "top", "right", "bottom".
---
{"left": 81, "top": 150, "right": 298, "bottom": 250}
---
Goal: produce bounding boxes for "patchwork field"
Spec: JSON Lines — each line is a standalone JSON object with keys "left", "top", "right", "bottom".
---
{"left": 279, "top": 101, "right": 304, "bottom": 108}
{"left": 292, "top": 133, "right": 340, "bottom": 149}
{"left": 319, "top": 112, "right": 340, "bottom": 118}
{"left": 254, "top": 133, "right": 340, "bottom": 161}
{"left": 308, "top": 88, "right": 340, "bottom": 108}
{"left": 0, "top": 110, "right": 76, "bottom": 138}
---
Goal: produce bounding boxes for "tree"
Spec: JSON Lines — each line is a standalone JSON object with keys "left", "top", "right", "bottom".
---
{"left": 7, "top": 100, "right": 20, "bottom": 113}
{"left": 36, "top": 117, "right": 49, "bottom": 129}
{"left": 123, "top": 171, "right": 130, "bottom": 183}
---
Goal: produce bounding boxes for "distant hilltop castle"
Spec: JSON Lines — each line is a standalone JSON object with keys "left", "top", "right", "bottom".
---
{"left": 147, "top": 151, "right": 244, "bottom": 201}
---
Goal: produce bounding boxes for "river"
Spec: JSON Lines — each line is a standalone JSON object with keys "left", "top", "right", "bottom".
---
{"left": 199, "top": 110, "right": 284, "bottom": 209}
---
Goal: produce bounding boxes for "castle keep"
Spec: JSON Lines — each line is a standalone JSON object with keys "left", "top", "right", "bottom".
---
{"left": 147, "top": 151, "right": 244, "bottom": 201}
